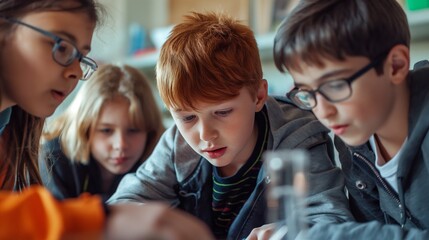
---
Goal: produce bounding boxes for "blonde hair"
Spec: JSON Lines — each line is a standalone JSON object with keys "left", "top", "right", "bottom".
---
{"left": 43, "top": 64, "right": 164, "bottom": 164}
{"left": 157, "top": 11, "right": 263, "bottom": 111}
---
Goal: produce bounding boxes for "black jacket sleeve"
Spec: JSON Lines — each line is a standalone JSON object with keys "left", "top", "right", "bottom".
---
{"left": 39, "top": 138, "right": 81, "bottom": 200}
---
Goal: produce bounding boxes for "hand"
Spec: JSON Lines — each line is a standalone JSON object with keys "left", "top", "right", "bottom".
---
{"left": 246, "top": 223, "right": 276, "bottom": 240}
{"left": 104, "top": 202, "right": 214, "bottom": 240}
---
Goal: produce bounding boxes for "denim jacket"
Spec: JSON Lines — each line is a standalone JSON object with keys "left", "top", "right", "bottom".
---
{"left": 108, "top": 96, "right": 352, "bottom": 239}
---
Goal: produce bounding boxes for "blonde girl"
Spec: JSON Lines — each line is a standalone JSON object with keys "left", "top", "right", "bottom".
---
{"left": 41, "top": 64, "right": 164, "bottom": 200}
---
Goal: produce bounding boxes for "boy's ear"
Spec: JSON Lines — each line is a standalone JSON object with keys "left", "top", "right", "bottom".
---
{"left": 255, "top": 79, "right": 268, "bottom": 111}
{"left": 386, "top": 44, "right": 410, "bottom": 85}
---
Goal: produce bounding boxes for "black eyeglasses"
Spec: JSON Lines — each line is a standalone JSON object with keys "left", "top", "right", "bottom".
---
{"left": 287, "top": 53, "right": 387, "bottom": 110}
{"left": 1, "top": 16, "right": 97, "bottom": 80}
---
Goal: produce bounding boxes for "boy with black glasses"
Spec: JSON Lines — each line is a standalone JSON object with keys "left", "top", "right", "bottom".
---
{"left": 274, "top": 0, "right": 429, "bottom": 238}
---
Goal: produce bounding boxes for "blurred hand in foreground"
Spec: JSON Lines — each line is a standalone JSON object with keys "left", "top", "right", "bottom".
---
{"left": 104, "top": 202, "right": 215, "bottom": 240}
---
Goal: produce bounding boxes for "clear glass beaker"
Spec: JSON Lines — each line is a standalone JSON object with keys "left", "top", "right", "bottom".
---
{"left": 264, "top": 149, "right": 309, "bottom": 240}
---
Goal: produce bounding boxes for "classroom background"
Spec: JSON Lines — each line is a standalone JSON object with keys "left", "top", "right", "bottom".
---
{"left": 50, "top": 0, "right": 429, "bottom": 127}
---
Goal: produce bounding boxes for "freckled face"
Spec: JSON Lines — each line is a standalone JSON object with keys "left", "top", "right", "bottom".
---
{"left": 0, "top": 11, "right": 95, "bottom": 117}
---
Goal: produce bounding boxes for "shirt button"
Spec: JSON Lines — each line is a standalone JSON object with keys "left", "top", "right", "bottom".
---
{"left": 355, "top": 180, "right": 367, "bottom": 190}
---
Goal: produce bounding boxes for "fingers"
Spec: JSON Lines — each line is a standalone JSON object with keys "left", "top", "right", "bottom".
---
{"left": 246, "top": 223, "right": 276, "bottom": 240}
{"left": 104, "top": 203, "right": 215, "bottom": 240}
{"left": 160, "top": 206, "right": 215, "bottom": 240}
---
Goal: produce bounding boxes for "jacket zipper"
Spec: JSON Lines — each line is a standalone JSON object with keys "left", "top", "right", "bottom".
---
{"left": 353, "top": 152, "right": 411, "bottom": 227}
{"left": 354, "top": 152, "right": 401, "bottom": 205}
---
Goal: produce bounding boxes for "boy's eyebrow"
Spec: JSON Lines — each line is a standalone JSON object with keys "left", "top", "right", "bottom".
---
{"left": 295, "top": 68, "right": 352, "bottom": 87}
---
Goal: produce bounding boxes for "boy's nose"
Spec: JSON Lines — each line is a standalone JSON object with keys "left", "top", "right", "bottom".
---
{"left": 199, "top": 121, "right": 217, "bottom": 142}
{"left": 313, "top": 93, "right": 336, "bottom": 120}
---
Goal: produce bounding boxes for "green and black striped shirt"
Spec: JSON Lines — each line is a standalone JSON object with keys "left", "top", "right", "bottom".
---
{"left": 212, "top": 110, "right": 269, "bottom": 238}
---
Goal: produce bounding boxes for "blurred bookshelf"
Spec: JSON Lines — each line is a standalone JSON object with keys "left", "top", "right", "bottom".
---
{"left": 120, "top": 0, "right": 293, "bottom": 69}
{"left": 123, "top": 31, "right": 277, "bottom": 69}
{"left": 122, "top": 10, "right": 429, "bottom": 71}
{"left": 118, "top": 0, "right": 429, "bottom": 69}
{"left": 83, "top": 0, "right": 429, "bottom": 126}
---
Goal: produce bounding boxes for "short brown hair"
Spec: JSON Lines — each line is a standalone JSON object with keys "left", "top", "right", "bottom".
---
{"left": 274, "top": 0, "right": 410, "bottom": 73}
{"left": 157, "top": 11, "right": 263, "bottom": 110}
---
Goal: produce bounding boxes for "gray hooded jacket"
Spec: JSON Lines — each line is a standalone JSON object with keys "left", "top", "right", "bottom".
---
{"left": 108, "top": 96, "right": 353, "bottom": 239}
{"left": 307, "top": 62, "right": 429, "bottom": 239}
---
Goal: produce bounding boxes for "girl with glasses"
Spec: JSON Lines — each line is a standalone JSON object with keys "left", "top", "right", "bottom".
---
{"left": 0, "top": 1, "right": 213, "bottom": 239}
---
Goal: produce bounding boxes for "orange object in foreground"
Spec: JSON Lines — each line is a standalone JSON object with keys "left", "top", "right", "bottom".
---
{"left": 0, "top": 186, "right": 104, "bottom": 240}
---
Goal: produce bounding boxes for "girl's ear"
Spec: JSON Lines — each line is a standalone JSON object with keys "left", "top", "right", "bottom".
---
{"left": 255, "top": 79, "right": 268, "bottom": 112}
{"left": 386, "top": 44, "right": 410, "bottom": 85}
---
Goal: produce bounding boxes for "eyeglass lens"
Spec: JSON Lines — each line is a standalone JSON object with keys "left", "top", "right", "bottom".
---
{"left": 53, "top": 40, "right": 78, "bottom": 66}
{"left": 318, "top": 80, "right": 351, "bottom": 101}
{"left": 291, "top": 79, "right": 352, "bottom": 109}
{"left": 292, "top": 92, "right": 316, "bottom": 109}
{"left": 53, "top": 40, "right": 96, "bottom": 80}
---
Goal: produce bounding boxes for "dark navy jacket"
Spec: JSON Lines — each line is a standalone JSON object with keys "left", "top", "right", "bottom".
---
{"left": 39, "top": 137, "right": 140, "bottom": 202}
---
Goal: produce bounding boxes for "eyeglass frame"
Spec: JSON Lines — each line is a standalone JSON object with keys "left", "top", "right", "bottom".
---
{"left": 0, "top": 16, "right": 97, "bottom": 80}
{"left": 286, "top": 52, "right": 388, "bottom": 110}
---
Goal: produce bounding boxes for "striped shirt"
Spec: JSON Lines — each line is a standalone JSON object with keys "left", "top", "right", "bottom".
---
{"left": 212, "top": 110, "right": 268, "bottom": 238}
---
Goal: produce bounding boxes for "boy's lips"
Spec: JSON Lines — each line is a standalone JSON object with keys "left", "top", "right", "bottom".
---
{"left": 330, "top": 124, "right": 348, "bottom": 135}
{"left": 203, "top": 147, "right": 227, "bottom": 159}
